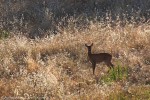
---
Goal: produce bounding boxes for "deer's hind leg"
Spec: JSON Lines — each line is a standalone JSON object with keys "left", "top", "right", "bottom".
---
{"left": 105, "top": 62, "right": 112, "bottom": 69}
{"left": 105, "top": 58, "right": 114, "bottom": 69}
{"left": 105, "top": 62, "right": 114, "bottom": 73}
{"left": 110, "top": 62, "right": 114, "bottom": 69}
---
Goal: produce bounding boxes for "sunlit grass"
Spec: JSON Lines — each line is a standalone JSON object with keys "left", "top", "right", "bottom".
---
{"left": 0, "top": 18, "right": 150, "bottom": 99}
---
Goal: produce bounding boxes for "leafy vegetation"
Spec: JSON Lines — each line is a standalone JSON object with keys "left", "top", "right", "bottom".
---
{"left": 0, "top": 30, "right": 10, "bottom": 39}
{"left": 101, "top": 63, "right": 128, "bottom": 83}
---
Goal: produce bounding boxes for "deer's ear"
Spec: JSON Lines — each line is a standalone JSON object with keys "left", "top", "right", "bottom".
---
{"left": 91, "top": 43, "right": 93, "bottom": 46}
{"left": 85, "top": 44, "right": 88, "bottom": 47}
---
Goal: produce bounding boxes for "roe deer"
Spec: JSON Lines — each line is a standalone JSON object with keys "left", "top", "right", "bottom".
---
{"left": 85, "top": 43, "right": 114, "bottom": 74}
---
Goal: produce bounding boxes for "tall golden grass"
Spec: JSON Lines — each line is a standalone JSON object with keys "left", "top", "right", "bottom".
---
{"left": 0, "top": 19, "right": 150, "bottom": 99}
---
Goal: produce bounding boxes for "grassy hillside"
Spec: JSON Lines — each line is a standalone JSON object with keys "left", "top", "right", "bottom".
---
{"left": 0, "top": 19, "right": 150, "bottom": 99}
{"left": 0, "top": 0, "right": 150, "bottom": 99}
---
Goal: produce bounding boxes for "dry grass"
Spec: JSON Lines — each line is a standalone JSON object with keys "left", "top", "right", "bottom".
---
{"left": 0, "top": 20, "right": 150, "bottom": 99}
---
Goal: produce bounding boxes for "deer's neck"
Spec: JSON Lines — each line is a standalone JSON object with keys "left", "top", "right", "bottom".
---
{"left": 88, "top": 49, "right": 92, "bottom": 56}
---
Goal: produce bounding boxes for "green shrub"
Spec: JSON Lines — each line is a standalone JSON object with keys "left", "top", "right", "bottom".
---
{"left": 0, "top": 30, "right": 10, "bottom": 39}
{"left": 101, "top": 63, "right": 128, "bottom": 83}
